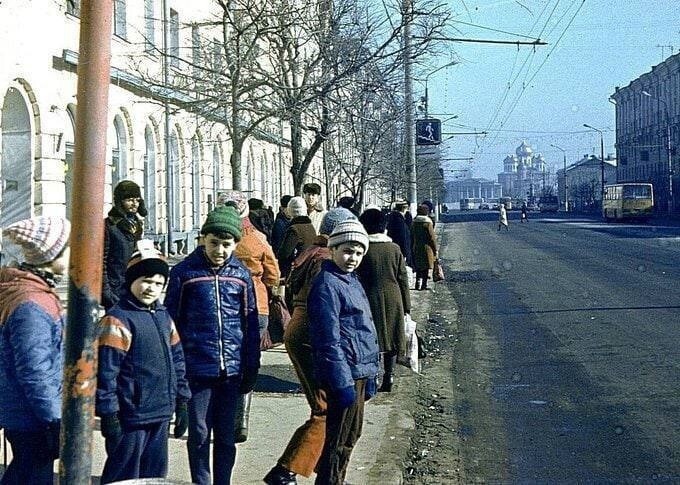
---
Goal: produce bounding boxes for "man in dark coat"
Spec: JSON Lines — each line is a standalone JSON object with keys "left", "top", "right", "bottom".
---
{"left": 271, "top": 195, "right": 293, "bottom": 252}
{"left": 102, "top": 180, "right": 147, "bottom": 309}
{"left": 386, "top": 201, "right": 413, "bottom": 268}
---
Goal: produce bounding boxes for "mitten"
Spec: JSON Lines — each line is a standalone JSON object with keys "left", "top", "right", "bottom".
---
{"left": 45, "top": 420, "right": 61, "bottom": 459}
{"left": 174, "top": 402, "right": 189, "bottom": 438}
{"left": 239, "top": 368, "right": 258, "bottom": 394}
{"left": 334, "top": 385, "right": 356, "bottom": 409}
{"left": 364, "top": 376, "right": 378, "bottom": 401}
{"left": 100, "top": 413, "right": 123, "bottom": 440}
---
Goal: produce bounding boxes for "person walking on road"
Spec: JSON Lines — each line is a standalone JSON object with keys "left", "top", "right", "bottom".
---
{"left": 356, "top": 209, "right": 411, "bottom": 393}
{"left": 411, "top": 205, "right": 438, "bottom": 291}
{"left": 307, "top": 220, "right": 380, "bottom": 485}
{"left": 521, "top": 202, "right": 528, "bottom": 223}
{"left": 263, "top": 208, "right": 356, "bottom": 485}
{"left": 165, "top": 206, "right": 260, "bottom": 485}
{"left": 498, "top": 203, "right": 509, "bottom": 231}
{"left": 102, "top": 180, "right": 148, "bottom": 310}
{"left": 0, "top": 216, "right": 70, "bottom": 485}
{"left": 96, "top": 242, "right": 191, "bottom": 484}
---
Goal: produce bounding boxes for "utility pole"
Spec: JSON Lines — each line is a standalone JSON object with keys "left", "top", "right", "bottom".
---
{"left": 162, "top": 0, "right": 174, "bottom": 255}
{"left": 61, "top": 1, "right": 112, "bottom": 482}
{"left": 583, "top": 124, "right": 606, "bottom": 207}
{"left": 551, "top": 143, "right": 568, "bottom": 211}
{"left": 404, "top": 0, "right": 417, "bottom": 214}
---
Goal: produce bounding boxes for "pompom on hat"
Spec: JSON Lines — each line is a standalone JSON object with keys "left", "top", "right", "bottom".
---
{"left": 327, "top": 219, "right": 369, "bottom": 251}
{"left": 125, "top": 240, "right": 169, "bottom": 289}
{"left": 287, "top": 196, "right": 308, "bottom": 218}
{"left": 201, "top": 205, "right": 243, "bottom": 241}
{"left": 319, "top": 208, "right": 356, "bottom": 236}
{"left": 216, "top": 190, "right": 249, "bottom": 218}
{"left": 3, "top": 216, "right": 70, "bottom": 265}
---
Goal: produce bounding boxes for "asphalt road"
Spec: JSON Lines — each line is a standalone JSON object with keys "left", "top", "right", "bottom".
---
{"left": 439, "top": 211, "right": 680, "bottom": 483}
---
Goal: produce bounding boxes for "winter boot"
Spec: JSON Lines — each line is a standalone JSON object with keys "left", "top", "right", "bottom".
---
{"left": 264, "top": 464, "right": 298, "bottom": 485}
{"left": 234, "top": 391, "right": 253, "bottom": 443}
{"left": 379, "top": 353, "right": 396, "bottom": 392}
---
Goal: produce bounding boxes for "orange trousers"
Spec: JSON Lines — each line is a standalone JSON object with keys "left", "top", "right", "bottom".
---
{"left": 278, "top": 306, "right": 328, "bottom": 477}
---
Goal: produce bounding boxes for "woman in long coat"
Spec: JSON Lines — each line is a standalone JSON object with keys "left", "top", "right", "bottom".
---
{"left": 410, "top": 204, "right": 438, "bottom": 290}
{"left": 356, "top": 209, "right": 411, "bottom": 392}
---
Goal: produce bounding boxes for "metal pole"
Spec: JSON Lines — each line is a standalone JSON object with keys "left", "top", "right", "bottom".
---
{"left": 61, "top": 1, "right": 112, "bottom": 482}
{"left": 550, "top": 143, "right": 568, "bottom": 212}
{"left": 162, "top": 0, "right": 174, "bottom": 255}
{"left": 403, "top": 0, "right": 417, "bottom": 213}
{"left": 600, "top": 133, "right": 605, "bottom": 200}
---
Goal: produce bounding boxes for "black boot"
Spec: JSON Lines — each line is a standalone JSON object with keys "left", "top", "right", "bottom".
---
{"left": 379, "top": 353, "right": 396, "bottom": 392}
{"left": 264, "top": 464, "right": 297, "bottom": 484}
{"left": 234, "top": 391, "right": 252, "bottom": 443}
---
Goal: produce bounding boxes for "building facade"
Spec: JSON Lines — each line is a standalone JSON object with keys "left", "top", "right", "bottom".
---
{"left": 556, "top": 155, "right": 617, "bottom": 212}
{"left": 0, "top": 0, "right": 331, "bottom": 256}
{"left": 444, "top": 176, "right": 502, "bottom": 205}
{"left": 610, "top": 52, "right": 680, "bottom": 212}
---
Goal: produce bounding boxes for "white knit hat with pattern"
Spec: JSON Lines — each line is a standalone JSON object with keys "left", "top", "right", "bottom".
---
{"left": 3, "top": 216, "right": 71, "bottom": 265}
{"left": 327, "top": 219, "right": 369, "bottom": 251}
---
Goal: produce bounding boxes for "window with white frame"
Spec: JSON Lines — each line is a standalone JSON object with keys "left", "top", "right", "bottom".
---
{"left": 144, "top": 0, "right": 155, "bottom": 52}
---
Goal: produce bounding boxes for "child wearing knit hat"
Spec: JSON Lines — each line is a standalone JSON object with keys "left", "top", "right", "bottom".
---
{"left": 96, "top": 240, "right": 191, "bottom": 483}
{"left": 164, "top": 206, "right": 260, "bottom": 484}
{"left": 0, "top": 216, "right": 71, "bottom": 484}
{"left": 305, "top": 219, "right": 379, "bottom": 484}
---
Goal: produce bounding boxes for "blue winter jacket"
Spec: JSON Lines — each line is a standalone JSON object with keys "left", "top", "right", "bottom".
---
{"left": 0, "top": 267, "right": 63, "bottom": 431}
{"left": 307, "top": 260, "right": 380, "bottom": 392}
{"left": 164, "top": 247, "right": 260, "bottom": 379}
{"left": 96, "top": 292, "right": 191, "bottom": 426}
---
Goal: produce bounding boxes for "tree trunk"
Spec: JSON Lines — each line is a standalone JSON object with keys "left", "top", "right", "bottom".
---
{"left": 230, "top": 140, "right": 243, "bottom": 190}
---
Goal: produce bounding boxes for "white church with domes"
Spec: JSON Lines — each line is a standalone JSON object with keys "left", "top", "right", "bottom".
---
{"left": 497, "top": 141, "right": 551, "bottom": 200}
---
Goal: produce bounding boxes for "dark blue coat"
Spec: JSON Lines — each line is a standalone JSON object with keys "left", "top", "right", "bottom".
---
{"left": 307, "top": 260, "right": 379, "bottom": 392}
{"left": 271, "top": 211, "right": 291, "bottom": 253}
{"left": 164, "top": 247, "right": 260, "bottom": 379}
{"left": 96, "top": 293, "right": 191, "bottom": 426}
{"left": 386, "top": 210, "right": 413, "bottom": 267}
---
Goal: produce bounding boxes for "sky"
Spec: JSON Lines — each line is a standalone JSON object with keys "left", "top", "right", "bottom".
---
{"left": 421, "top": 0, "right": 680, "bottom": 180}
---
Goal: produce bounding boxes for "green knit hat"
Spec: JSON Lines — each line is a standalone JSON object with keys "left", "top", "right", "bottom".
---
{"left": 201, "top": 205, "right": 243, "bottom": 241}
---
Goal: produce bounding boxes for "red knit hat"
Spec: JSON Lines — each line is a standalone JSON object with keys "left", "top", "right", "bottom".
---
{"left": 3, "top": 216, "right": 70, "bottom": 265}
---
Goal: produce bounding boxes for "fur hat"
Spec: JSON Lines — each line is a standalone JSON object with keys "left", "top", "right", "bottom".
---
{"left": 201, "top": 205, "right": 243, "bottom": 241}
{"left": 417, "top": 204, "right": 430, "bottom": 216}
{"left": 319, "top": 208, "right": 356, "bottom": 236}
{"left": 216, "top": 190, "right": 249, "bottom": 218}
{"left": 279, "top": 195, "right": 293, "bottom": 209}
{"left": 287, "top": 196, "right": 308, "bottom": 218}
{"left": 114, "top": 180, "right": 142, "bottom": 205}
{"left": 303, "top": 183, "right": 321, "bottom": 195}
{"left": 359, "top": 208, "right": 386, "bottom": 235}
{"left": 125, "top": 240, "right": 169, "bottom": 289}
{"left": 248, "top": 198, "right": 265, "bottom": 211}
{"left": 328, "top": 219, "right": 369, "bottom": 251}
{"left": 4, "top": 216, "right": 71, "bottom": 265}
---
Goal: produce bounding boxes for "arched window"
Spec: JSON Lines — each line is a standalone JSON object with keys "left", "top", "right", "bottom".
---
{"left": 64, "top": 105, "right": 77, "bottom": 219}
{"left": 1, "top": 87, "right": 32, "bottom": 229}
{"left": 144, "top": 125, "right": 157, "bottom": 233}
{"left": 191, "top": 137, "right": 201, "bottom": 228}
{"left": 112, "top": 115, "right": 128, "bottom": 186}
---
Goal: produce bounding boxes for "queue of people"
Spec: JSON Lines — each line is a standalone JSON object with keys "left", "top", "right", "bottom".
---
{"left": 0, "top": 179, "right": 440, "bottom": 485}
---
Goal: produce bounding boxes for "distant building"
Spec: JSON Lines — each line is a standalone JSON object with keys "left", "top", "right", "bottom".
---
{"left": 444, "top": 176, "right": 502, "bottom": 205}
{"left": 557, "top": 155, "right": 617, "bottom": 212}
{"left": 611, "top": 52, "right": 679, "bottom": 212}
{"left": 497, "top": 141, "right": 552, "bottom": 201}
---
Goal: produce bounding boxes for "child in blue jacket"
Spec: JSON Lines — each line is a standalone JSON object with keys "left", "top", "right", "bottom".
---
{"left": 307, "top": 219, "right": 380, "bottom": 485}
{"left": 96, "top": 241, "right": 191, "bottom": 484}
{"left": 165, "top": 205, "right": 260, "bottom": 485}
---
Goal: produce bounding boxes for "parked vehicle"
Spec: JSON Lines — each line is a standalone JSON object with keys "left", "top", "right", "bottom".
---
{"left": 539, "top": 195, "right": 559, "bottom": 212}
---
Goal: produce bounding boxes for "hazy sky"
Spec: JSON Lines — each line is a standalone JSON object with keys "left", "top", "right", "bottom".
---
{"left": 421, "top": 0, "right": 680, "bottom": 180}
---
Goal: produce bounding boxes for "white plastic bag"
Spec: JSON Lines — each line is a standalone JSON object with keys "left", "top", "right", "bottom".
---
{"left": 401, "top": 314, "right": 419, "bottom": 373}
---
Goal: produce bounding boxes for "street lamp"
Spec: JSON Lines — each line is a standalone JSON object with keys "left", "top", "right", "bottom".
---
{"left": 583, "top": 124, "right": 606, "bottom": 207}
{"left": 551, "top": 143, "right": 568, "bottom": 212}
{"left": 417, "top": 60, "right": 458, "bottom": 118}
{"left": 642, "top": 90, "right": 673, "bottom": 214}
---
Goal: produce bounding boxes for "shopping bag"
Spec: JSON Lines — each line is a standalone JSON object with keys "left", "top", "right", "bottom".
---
{"left": 398, "top": 314, "right": 420, "bottom": 373}
{"left": 433, "top": 258, "right": 445, "bottom": 282}
{"left": 268, "top": 295, "right": 291, "bottom": 345}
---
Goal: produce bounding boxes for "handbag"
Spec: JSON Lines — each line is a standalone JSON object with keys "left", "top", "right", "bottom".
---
{"left": 398, "top": 314, "right": 420, "bottom": 373}
{"left": 268, "top": 295, "right": 291, "bottom": 345}
{"left": 433, "top": 258, "right": 445, "bottom": 282}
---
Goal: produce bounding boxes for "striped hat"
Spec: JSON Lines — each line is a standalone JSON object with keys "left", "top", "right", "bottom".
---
{"left": 327, "top": 219, "right": 369, "bottom": 251}
{"left": 3, "top": 216, "right": 70, "bottom": 265}
{"left": 125, "top": 239, "right": 169, "bottom": 288}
